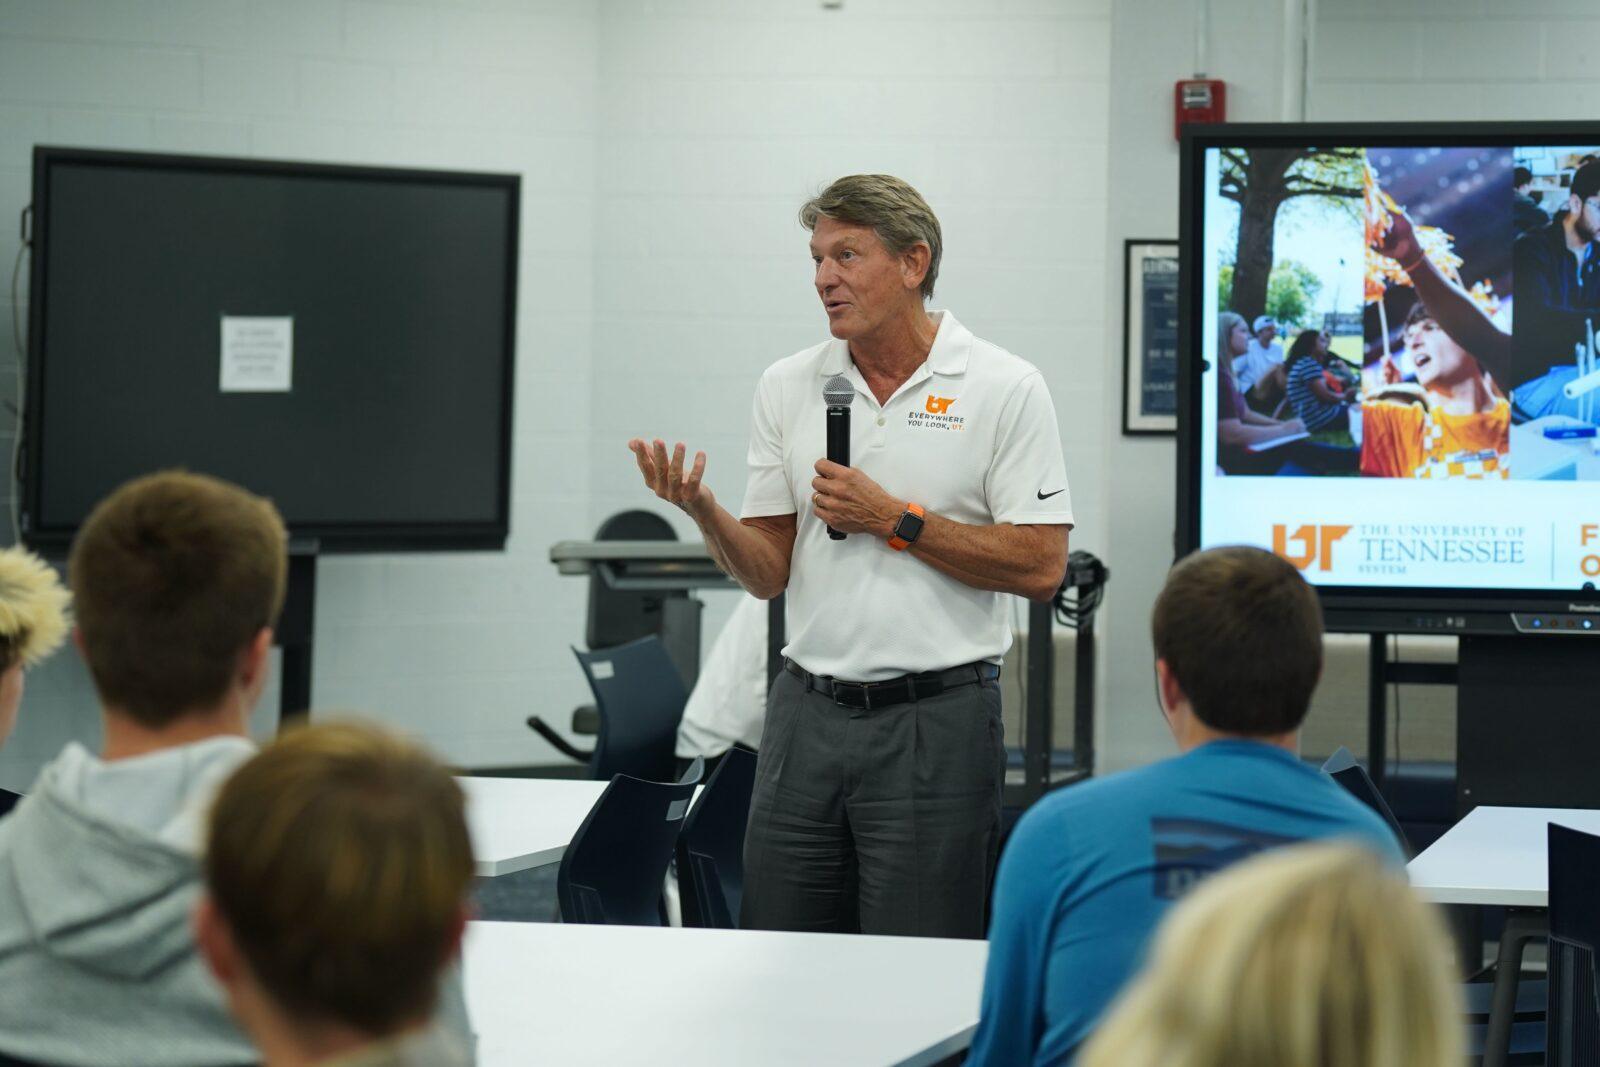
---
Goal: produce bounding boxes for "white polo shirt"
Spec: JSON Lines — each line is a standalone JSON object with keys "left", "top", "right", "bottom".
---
{"left": 740, "top": 310, "right": 1073, "bottom": 682}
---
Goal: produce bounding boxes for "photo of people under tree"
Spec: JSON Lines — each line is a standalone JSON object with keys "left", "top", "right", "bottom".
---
{"left": 1212, "top": 146, "right": 1364, "bottom": 476}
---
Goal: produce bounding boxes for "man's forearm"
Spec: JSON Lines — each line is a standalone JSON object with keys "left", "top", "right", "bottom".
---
{"left": 691, "top": 501, "right": 793, "bottom": 600}
{"left": 907, "top": 513, "right": 1068, "bottom": 602}
{"left": 1407, "top": 258, "right": 1515, "bottom": 382}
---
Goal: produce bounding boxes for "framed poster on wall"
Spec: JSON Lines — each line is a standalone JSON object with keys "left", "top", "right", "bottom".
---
{"left": 1122, "top": 239, "right": 1180, "bottom": 435}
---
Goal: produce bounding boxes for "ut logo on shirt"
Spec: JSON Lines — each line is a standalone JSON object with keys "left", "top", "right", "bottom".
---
{"left": 925, "top": 395, "right": 956, "bottom": 415}
{"left": 1272, "top": 523, "right": 1352, "bottom": 573}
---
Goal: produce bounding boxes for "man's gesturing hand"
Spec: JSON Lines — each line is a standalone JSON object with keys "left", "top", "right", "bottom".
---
{"left": 629, "top": 439, "right": 712, "bottom": 519}
{"left": 812, "top": 459, "right": 900, "bottom": 538}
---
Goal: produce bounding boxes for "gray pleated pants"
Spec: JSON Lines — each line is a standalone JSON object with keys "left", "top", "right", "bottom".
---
{"left": 739, "top": 666, "right": 1005, "bottom": 939}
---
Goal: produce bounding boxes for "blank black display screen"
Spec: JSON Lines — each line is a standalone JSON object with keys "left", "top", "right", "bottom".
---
{"left": 26, "top": 149, "right": 518, "bottom": 550}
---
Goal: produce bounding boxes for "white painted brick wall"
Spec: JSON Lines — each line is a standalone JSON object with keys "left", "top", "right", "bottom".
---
{"left": 1312, "top": 4, "right": 1600, "bottom": 122}
{"left": 28, "top": 0, "right": 1571, "bottom": 783}
{"left": 0, "top": 0, "right": 599, "bottom": 785}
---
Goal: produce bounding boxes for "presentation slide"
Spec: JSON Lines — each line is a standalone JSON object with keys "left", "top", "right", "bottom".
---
{"left": 1197, "top": 142, "right": 1600, "bottom": 590}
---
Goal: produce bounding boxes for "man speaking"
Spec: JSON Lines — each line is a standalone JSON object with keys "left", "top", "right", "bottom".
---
{"left": 628, "top": 175, "right": 1073, "bottom": 938}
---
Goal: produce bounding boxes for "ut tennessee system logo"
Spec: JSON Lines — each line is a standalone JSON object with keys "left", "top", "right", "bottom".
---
{"left": 1272, "top": 523, "right": 1352, "bottom": 572}
{"left": 925, "top": 395, "right": 956, "bottom": 414}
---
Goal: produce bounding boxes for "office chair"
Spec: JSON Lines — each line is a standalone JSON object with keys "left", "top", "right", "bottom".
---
{"left": 1321, "top": 747, "right": 1411, "bottom": 856}
{"left": 676, "top": 745, "right": 758, "bottom": 929}
{"left": 586, "top": 508, "right": 685, "bottom": 652}
{"left": 1321, "top": 747, "right": 1545, "bottom": 1064}
{"left": 557, "top": 761, "right": 702, "bottom": 926}
{"left": 0, "top": 789, "right": 20, "bottom": 819}
{"left": 532, "top": 509, "right": 691, "bottom": 740}
{"left": 1548, "top": 822, "right": 1600, "bottom": 1066}
{"left": 528, "top": 636, "right": 687, "bottom": 783}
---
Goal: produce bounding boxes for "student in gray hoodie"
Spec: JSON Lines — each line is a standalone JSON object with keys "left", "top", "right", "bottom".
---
{"left": 197, "top": 720, "right": 474, "bottom": 1067}
{"left": 0, "top": 470, "right": 286, "bottom": 1066}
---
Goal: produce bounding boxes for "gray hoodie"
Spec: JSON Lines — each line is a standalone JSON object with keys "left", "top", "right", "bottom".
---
{"left": 0, "top": 736, "right": 259, "bottom": 1066}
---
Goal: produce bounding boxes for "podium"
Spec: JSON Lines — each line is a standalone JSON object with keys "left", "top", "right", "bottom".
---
{"left": 548, "top": 540, "right": 739, "bottom": 688}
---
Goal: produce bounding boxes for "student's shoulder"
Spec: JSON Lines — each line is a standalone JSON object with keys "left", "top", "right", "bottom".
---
{"left": 1016, "top": 760, "right": 1184, "bottom": 833}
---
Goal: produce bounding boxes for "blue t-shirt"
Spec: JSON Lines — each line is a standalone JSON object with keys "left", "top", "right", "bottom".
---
{"left": 966, "top": 740, "right": 1404, "bottom": 1067}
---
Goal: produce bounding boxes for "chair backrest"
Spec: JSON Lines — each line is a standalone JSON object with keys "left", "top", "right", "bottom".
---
{"left": 1320, "top": 746, "right": 1412, "bottom": 857}
{"left": 557, "top": 771, "right": 697, "bottom": 926}
{"left": 574, "top": 636, "right": 687, "bottom": 783}
{"left": 586, "top": 509, "right": 683, "bottom": 651}
{"left": 1548, "top": 822, "right": 1600, "bottom": 1067}
{"left": 676, "top": 746, "right": 758, "bottom": 929}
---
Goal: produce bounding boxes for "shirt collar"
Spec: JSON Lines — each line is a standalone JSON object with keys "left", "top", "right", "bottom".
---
{"left": 818, "top": 309, "right": 971, "bottom": 379}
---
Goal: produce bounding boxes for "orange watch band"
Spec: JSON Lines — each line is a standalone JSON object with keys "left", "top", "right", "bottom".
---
{"left": 888, "top": 502, "right": 925, "bottom": 552}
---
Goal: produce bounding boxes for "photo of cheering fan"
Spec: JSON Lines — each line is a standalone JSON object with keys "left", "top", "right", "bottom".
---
{"left": 1360, "top": 149, "right": 1513, "bottom": 480}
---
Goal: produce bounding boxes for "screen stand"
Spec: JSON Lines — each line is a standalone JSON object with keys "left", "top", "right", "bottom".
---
{"left": 276, "top": 540, "right": 318, "bottom": 730}
{"left": 1456, "top": 634, "right": 1600, "bottom": 814}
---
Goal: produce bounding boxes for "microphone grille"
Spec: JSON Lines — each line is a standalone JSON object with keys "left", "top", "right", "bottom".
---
{"left": 822, "top": 375, "right": 854, "bottom": 406}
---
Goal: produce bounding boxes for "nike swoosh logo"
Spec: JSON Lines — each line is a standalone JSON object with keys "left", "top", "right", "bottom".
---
{"left": 1037, "top": 489, "right": 1065, "bottom": 500}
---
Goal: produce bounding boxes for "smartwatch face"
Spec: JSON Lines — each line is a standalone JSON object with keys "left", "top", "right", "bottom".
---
{"left": 896, "top": 511, "right": 925, "bottom": 542}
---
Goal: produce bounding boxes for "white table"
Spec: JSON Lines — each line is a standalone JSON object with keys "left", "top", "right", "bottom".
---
{"left": 1406, "top": 805, "right": 1600, "bottom": 1067}
{"left": 1407, "top": 805, "right": 1600, "bottom": 907}
{"left": 462, "top": 921, "right": 988, "bottom": 1067}
{"left": 459, "top": 777, "right": 609, "bottom": 877}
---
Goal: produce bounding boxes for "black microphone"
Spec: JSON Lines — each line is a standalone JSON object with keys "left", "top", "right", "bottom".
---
{"left": 822, "top": 374, "right": 853, "bottom": 540}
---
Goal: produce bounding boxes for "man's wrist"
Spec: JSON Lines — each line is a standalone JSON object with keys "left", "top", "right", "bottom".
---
{"left": 682, "top": 490, "right": 716, "bottom": 525}
{"left": 879, "top": 501, "right": 906, "bottom": 540}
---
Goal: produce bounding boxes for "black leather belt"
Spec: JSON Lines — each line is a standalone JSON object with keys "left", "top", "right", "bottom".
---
{"left": 783, "top": 658, "right": 1000, "bottom": 710}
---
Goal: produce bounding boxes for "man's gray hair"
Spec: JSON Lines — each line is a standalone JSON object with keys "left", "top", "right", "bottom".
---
{"left": 799, "top": 175, "right": 942, "bottom": 300}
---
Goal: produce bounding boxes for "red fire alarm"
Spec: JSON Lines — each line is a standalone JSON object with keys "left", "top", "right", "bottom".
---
{"left": 1174, "top": 79, "right": 1226, "bottom": 140}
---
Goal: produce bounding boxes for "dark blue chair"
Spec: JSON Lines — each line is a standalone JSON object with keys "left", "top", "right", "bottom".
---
{"left": 1321, "top": 747, "right": 1411, "bottom": 857}
{"left": 1547, "top": 822, "right": 1600, "bottom": 1066}
{"left": 557, "top": 763, "right": 700, "bottom": 926}
{"left": 528, "top": 635, "right": 687, "bottom": 783}
{"left": 0, "top": 789, "right": 20, "bottom": 819}
{"left": 676, "top": 745, "right": 758, "bottom": 929}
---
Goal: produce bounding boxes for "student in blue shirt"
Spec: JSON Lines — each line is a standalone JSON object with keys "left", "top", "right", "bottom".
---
{"left": 967, "top": 546, "right": 1404, "bottom": 1067}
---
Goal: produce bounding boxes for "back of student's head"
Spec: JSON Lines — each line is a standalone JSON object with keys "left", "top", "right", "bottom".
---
{"left": 1151, "top": 545, "right": 1322, "bottom": 735}
{"left": 68, "top": 470, "right": 286, "bottom": 727}
{"left": 203, "top": 719, "right": 474, "bottom": 1035}
{"left": 1078, "top": 843, "right": 1462, "bottom": 1067}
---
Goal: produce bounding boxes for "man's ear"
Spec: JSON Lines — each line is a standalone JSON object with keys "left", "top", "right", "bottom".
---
{"left": 900, "top": 242, "right": 930, "bottom": 293}
{"left": 441, "top": 903, "right": 470, "bottom": 967}
{"left": 1154, "top": 658, "right": 1186, "bottom": 722}
{"left": 238, "top": 627, "right": 274, "bottom": 690}
{"left": 194, "top": 895, "right": 237, "bottom": 985}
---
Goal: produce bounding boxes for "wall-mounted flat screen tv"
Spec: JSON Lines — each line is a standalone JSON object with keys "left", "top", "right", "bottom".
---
{"left": 24, "top": 146, "right": 519, "bottom": 552}
{"left": 1178, "top": 123, "right": 1600, "bottom": 633}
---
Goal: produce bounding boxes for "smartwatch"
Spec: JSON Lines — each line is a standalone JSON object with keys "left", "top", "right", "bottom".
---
{"left": 888, "top": 502, "right": 925, "bottom": 552}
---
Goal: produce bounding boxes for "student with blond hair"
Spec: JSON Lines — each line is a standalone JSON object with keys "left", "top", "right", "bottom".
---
{"left": 197, "top": 720, "right": 476, "bottom": 1067}
{"left": 0, "top": 545, "right": 72, "bottom": 811}
{"left": 1079, "top": 843, "right": 1463, "bottom": 1067}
